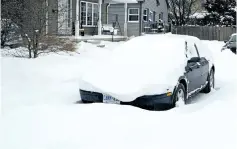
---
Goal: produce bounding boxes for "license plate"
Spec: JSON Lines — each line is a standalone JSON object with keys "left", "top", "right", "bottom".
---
{"left": 103, "top": 94, "right": 120, "bottom": 104}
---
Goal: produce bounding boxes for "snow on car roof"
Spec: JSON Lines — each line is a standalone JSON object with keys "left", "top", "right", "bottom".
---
{"left": 114, "top": 34, "right": 187, "bottom": 53}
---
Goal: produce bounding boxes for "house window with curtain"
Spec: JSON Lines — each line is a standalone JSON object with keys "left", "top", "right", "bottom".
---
{"left": 93, "top": 4, "right": 98, "bottom": 26}
{"left": 80, "top": 1, "right": 98, "bottom": 26}
{"left": 149, "top": 11, "right": 153, "bottom": 22}
{"left": 128, "top": 8, "right": 139, "bottom": 22}
{"left": 87, "top": 3, "right": 92, "bottom": 25}
{"left": 143, "top": 9, "right": 148, "bottom": 22}
{"left": 81, "top": 2, "right": 86, "bottom": 25}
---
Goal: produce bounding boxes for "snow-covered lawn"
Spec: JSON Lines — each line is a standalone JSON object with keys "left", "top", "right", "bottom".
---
{"left": 1, "top": 39, "right": 237, "bottom": 149}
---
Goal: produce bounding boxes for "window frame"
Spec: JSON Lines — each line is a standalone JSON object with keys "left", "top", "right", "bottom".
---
{"left": 149, "top": 11, "right": 153, "bottom": 22}
{"left": 159, "top": 12, "right": 163, "bottom": 20}
{"left": 128, "top": 8, "right": 139, "bottom": 23}
{"left": 80, "top": 1, "right": 98, "bottom": 27}
{"left": 143, "top": 9, "right": 148, "bottom": 22}
{"left": 186, "top": 41, "right": 200, "bottom": 59}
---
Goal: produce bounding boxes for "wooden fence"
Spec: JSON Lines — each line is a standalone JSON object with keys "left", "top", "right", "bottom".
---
{"left": 171, "top": 26, "right": 236, "bottom": 41}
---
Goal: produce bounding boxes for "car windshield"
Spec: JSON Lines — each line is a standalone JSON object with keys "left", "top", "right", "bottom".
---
{"left": 229, "top": 35, "right": 236, "bottom": 42}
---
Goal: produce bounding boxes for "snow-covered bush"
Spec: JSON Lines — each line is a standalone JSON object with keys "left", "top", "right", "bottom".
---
{"left": 203, "top": 0, "right": 236, "bottom": 26}
{"left": 39, "top": 36, "right": 76, "bottom": 53}
{"left": 1, "top": 0, "right": 69, "bottom": 58}
{"left": 1, "top": 36, "right": 77, "bottom": 58}
{"left": 1, "top": 19, "right": 22, "bottom": 48}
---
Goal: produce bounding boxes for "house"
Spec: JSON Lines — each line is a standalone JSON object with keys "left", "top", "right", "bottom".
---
{"left": 46, "top": 0, "right": 168, "bottom": 37}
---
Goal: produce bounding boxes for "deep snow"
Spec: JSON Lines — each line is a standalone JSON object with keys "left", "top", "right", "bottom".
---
{"left": 1, "top": 39, "right": 237, "bottom": 149}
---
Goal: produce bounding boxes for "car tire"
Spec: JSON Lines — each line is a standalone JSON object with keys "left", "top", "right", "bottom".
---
{"left": 202, "top": 69, "right": 215, "bottom": 93}
{"left": 172, "top": 83, "right": 187, "bottom": 108}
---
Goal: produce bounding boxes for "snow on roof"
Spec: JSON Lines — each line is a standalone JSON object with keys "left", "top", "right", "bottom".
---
{"left": 190, "top": 11, "right": 209, "bottom": 19}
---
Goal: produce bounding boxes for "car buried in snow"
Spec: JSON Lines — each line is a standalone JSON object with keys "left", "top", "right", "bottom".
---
{"left": 79, "top": 34, "right": 215, "bottom": 110}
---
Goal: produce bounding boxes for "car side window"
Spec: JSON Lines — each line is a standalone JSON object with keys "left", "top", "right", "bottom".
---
{"left": 186, "top": 42, "right": 199, "bottom": 59}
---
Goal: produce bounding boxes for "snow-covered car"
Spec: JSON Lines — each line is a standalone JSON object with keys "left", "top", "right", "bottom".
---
{"left": 221, "top": 33, "right": 236, "bottom": 54}
{"left": 79, "top": 34, "right": 215, "bottom": 109}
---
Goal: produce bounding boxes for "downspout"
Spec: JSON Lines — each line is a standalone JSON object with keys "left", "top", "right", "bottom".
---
{"left": 75, "top": 0, "right": 80, "bottom": 37}
{"left": 107, "top": 3, "right": 111, "bottom": 24}
{"left": 98, "top": 0, "right": 102, "bottom": 35}
{"left": 124, "top": 3, "right": 128, "bottom": 37}
{"left": 45, "top": 0, "right": 48, "bottom": 35}
{"left": 139, "top": 1, "right": 142, "bottom": 36}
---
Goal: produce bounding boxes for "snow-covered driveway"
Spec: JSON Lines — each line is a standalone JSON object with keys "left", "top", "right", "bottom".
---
{"left": 1, "top": 40, "right": 237, "bottom": 149}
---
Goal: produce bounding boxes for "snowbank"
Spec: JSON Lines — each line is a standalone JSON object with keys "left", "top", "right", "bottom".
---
{"left": 1, "top": 86, "right": 237, "bottom": 149}
{"left": 1, "top": 39, "right": 237, "bottom": 149}
{"left": 202, "top": 40, "right": 237, "bottom": 83}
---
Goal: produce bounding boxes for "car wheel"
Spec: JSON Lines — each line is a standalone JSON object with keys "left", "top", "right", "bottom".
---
{"left": 202, "top": 69, "right": 214, "bottom": 93}
{"left": 172, "top": 83, "right": 187, "bottom": 107}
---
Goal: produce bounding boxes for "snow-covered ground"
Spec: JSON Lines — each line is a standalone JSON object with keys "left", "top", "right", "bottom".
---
{"left": 1, "top": 39, "right": 237, "bottom": 149}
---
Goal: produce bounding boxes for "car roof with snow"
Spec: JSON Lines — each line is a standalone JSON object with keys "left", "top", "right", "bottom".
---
{"left": 114, "top": 34, "right": 201, "bottom": 54}
{"left": 112, "top": 34, "right": 213, "bottom": 66}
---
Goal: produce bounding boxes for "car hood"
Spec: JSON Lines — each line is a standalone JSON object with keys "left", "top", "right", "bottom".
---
{"left": 79, "top": 51, "right": 186, "bottom": 102}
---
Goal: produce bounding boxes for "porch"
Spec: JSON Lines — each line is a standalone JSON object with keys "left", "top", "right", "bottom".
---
{"left": 60, "top": 34, "right": 128, "bottom": 42}
{"left": 74, "top": 0, "right": 138, "bottom": 38}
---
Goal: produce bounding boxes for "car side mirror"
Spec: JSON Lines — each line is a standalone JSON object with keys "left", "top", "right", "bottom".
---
{"left": 224, "top": 40, "right": 227, "bottom": 43}
{"left": 188, "top": 57, "right": 201, "bottom": 63}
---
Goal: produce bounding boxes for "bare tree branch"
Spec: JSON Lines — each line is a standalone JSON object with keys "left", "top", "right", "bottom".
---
{"left": 168, "top": 0, "right": 198, "bottom": 25}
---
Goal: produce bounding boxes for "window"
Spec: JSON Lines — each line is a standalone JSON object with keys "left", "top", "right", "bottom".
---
{"left": 80, "top": 1, "right": 98, "bottom": 26}
{"left": 149, "top": 11, "right": 153, "bottom": 22}
{"left": 153, "top": 11, "right": 156, "bottom": 22}
{"left": 93, "top": 4, "right": 98, "bottom": 26}
{"left": 186, "top": 42, "right": 199, "bottom": 58}
{"left": 87, "top": 3, "right": 92, "bottom": 25}
{"left": 68, "top": 0, "right": 72, "bottom": 27}
{"left": 159, "top": 12, "right": 163, "bottom": 20}
{"left": 230, "top": 35, "right": 236, "bottom": 42}
{"left": 128, "top": 8, "right": 139, "bottom": 22}
{"left": 81, "top": 2, "right": 86, "bottom": 25}
{"left": 143, "top": 9, "right": 148, "bottom": 22}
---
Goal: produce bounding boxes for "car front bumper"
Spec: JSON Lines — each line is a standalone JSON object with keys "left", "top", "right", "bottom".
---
{"left": 79, "top": 89, "right": 173, "bottom": 108}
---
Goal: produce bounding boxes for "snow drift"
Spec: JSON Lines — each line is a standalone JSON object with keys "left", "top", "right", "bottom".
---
{"left": 1, "top": 38, "right": 237, "bottom": 149}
